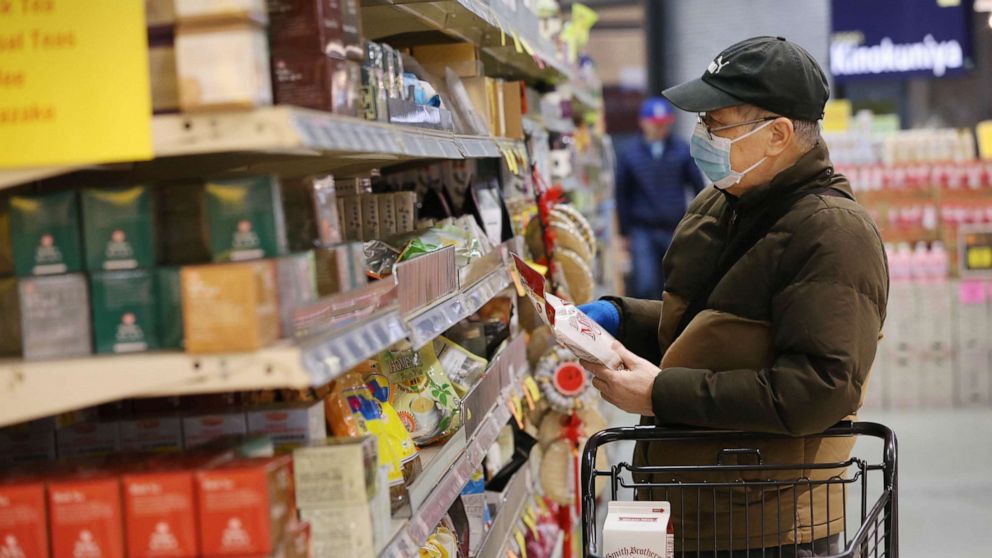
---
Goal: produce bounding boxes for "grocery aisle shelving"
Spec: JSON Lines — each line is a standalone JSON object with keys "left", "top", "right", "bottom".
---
{"left": 379, "top": 335, "right": 526, "bottom": 558}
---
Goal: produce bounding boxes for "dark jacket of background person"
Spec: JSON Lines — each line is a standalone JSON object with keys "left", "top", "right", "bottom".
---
{"left": 615, "top": 135, "right": 705, "bottom": 236}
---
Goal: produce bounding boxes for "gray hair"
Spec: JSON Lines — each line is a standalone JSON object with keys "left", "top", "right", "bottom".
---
{"left": 739, "top": 105, "right": 821, "bottom": 152}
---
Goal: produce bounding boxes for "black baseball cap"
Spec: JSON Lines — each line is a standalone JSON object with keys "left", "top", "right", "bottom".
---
{"left": 662, "top": 36, "right": 829, "bottom": 121}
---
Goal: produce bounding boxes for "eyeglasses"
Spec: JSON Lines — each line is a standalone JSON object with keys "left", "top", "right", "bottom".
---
{"left": 697, "top": 113, "right": 778, "bottom": 140}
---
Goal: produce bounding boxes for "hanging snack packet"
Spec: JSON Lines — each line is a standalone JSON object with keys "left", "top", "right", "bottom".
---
{"left": 436, "top": 337, "right": 488, "bottom": 397}
{"left": 356, "top": 360, "right": 424, "bottom": 485}
{"left": 373, "top": 342, "right": 462, "bottom": 446}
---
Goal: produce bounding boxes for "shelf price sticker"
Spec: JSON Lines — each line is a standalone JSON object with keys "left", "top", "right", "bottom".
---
{"left": 960, "top": 226, "right": 992, "bottom": 277}
{"left": 0, "top": 0, "right": 152, "bottom": 168}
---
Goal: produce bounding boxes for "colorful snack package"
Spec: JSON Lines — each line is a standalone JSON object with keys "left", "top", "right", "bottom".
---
{"left": 373, "top": 342, "right": 462, "bottom": 446}
{"left": 332, "top": 371, "right": 420, "bottom": 512}
{"left": 436, "top": 337, "right": 488, "bottom": 397}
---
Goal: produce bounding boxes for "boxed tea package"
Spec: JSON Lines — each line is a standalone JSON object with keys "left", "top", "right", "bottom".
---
{"left": 376, "top": 193, "right": 397, "bottom": 237}
{"left": 149, "top": 39, "right": 180, "bottom": 114}
{"left": 205, "top": 176, "right": 288, "bottom": 262}
{"left": 122, "top": 467, "right": 198, "bottom": 558}
{"left": 245, "top": 400, "right": 326, "bottom": 451}
{"left": 313, "top": 243, "right": 365, "bottom": 296}
{"left": 9, "top": 190, "right": 83, "bottom": 276}
{"left": 48, "top": 475, "right": 126, "bottom": 558}
{"left": 195, "top": 455, "right": 294, "bottom": 558}
{"left": 56, "top": 421, "right": 121, "bottom": 459}
{"left": 0, "top": 480, "right": 48, "bottom": 558}
{"left": 182, "top": 413, "right": 248, "bottom": 449}
{"left": 0, "top": 417, "right": 57, "bottom": 465}
{"left": 180, "top": 260, "right": 278, "bottom": 353}
{"left": 275, "top": 252, "right": 318, "bottom": 338}
{"left": 340, "top": 194, "right": 364, "bottom": 241}
{"left": 361, "top": 193, "right": 381, "bottom": 240}
{"left": 156, "top": 267, "right": 185, "bottom": 349}
{"left": 157, "top": 182, "right": 211, "bottom": 265}
{"left": 90, "top": 270, "right": 160, "bottom": 354}
{"left": 0, "top": 277, "right": 21, "bottom": 357}
{"left": 81, "top": 186, "right": 156, "bottom": 271}
{"left": 18, "top": 274, "right": 92, "bottom": 360}
{"left": 394, "top": 191, "right": 417, "bottom": 233}
{"left": 292, "top": 436, "right": 377, "bottom": 508}
{"left": 175, "top": 0, "right": 267, "bottom": 24}
{"left": 267, "top": 0, "right": 363, "bottom": 60}
{"left": 120, "top": 416, "right": 184, "bottom": 453}
{"left": 282, "top": 175, "right": 342, "bottom": 251}
{"left": 146, "top": 0, "right": 177, "bottom": 27}
{"left": 271, "top": 53, "right": 360, "bottom": 116}
{"left": 300, "top": 505, "right": 375, "bottom": 558}
{"left": 602, "top": 501, "right": 673, "bottom": 558}
{"left": 176, "top": 23, "right": 273, "bottom": 112}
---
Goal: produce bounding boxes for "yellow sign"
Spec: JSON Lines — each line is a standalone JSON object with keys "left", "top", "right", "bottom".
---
{"left": 822, "top": 99, "right": 852, "bottom": 133}
{"left": 0, "top": 0, "right": 152, "bottom": 168}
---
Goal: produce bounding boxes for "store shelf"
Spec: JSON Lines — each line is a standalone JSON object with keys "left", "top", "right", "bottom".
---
{"left": 0, "top": 108, "right": 524, "bottom": 191}
{"left": 477, "top": 467, "right": 535, "bottom": 558}
{"left": 362, "top": 0, "right": 571, "bottom": 84}
{"left": 379, "top": 391, "right": 512, "bottom": 558}
{"left": 407, "top": 266, "right": 512, "bottom": 349}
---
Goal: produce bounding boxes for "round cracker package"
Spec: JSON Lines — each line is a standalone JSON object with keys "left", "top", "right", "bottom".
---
{"left": 372, "top": 342, "right": 463, "bottom": 446}
{"left": 551, "top": 204, "right": 596, "bottom": 258}
{"left": 549, "top": 217, "right": 592, "bottom": 263}
{"left": 552, "top": 247, "right": 594, "bottom": 304}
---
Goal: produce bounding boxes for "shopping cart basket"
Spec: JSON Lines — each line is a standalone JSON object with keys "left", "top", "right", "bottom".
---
{"left": 581, "top": 421, "right": 897, "bottom": 558}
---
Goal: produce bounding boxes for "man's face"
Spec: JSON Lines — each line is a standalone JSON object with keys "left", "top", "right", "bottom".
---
{"left": 640, "top": 119, "right": 671, "bottom": 142}
{"left": 700, "top": 106, "right": 777, "bottom": 194}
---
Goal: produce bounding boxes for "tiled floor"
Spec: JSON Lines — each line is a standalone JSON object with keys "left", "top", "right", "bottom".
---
{"left": 598, "top": 405, "right": 992, "bottom": 557}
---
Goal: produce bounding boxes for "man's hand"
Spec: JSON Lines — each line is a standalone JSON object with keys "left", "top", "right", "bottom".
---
{"left": 582, "top": 341, "right": 660, "bottom": 416}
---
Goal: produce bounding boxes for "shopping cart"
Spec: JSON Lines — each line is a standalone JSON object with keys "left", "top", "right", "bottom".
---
{"left": 581, "top": 421, "right": 897, "bottom": 558}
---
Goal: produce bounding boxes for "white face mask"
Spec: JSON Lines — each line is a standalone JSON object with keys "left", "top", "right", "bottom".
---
{"left": 690, "top": 119, "right": 774, "bottom": 191}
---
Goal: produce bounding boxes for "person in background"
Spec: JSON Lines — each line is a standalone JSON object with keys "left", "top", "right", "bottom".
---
{"left": 615, "top": 97, "right": 705, "bottom": 299}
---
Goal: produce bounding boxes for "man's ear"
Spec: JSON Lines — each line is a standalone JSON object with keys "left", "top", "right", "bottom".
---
{"left": 766, "top": 117, "right": 793, "bottom": 156}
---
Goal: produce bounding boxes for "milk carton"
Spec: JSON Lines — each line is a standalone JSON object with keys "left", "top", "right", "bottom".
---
{"left": 602, "top": 501, "right": 673, "bottom": 558}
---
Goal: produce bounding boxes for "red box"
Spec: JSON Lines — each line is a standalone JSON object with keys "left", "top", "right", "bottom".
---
{"left": 48, "top": 475, "right": 124, "bottom": 558}
{"left": 195, "top": 456, "right": 294, "bottom": 558}
{"left": 123, "top": 469, "right": 198, "bottom": 558}
{"left": 0, "top": 480, "right": 48, "bottom": 558}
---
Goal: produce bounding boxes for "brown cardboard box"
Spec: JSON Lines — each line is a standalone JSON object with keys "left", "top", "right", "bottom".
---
{"left": 180, "top": 261, "right": 278, "bottom": 353}
{"left": 149, "top": 42, "right": 180, "bottom": 114}
{"left": 411, "top": 43, "right": 481, "bottom": 78}
{"left": 146, "top": 0, "right": 177, "bottom": 27}
{"left": 461, "top": 76, "right": 500, "bottom": 137}
{"left": 502, "top": 81, "right": 524, "bottom": 140}
{"left": 271, "top": 53, "right": 360, "bottom": 116}
{"left": 157, "top": 182, "right": 211, "bottom": 265}
{"left": 0, "top": 277, "right": 21, "bottom": 357}
{"left": 313, "top": 243, "right": 363, "bottom": 296}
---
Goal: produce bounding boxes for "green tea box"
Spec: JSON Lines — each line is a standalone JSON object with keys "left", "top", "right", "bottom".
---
{"left": 275, "top": 252, "right": 318, "bottom": 338}
{"left": 81, "top": 186, "right": 156, "bottom": 271}
{"left": 90, "top": 270, "right": 160, "bottom": 354}
{"left": 0, "top": 277, "right": 21, "bottom": 356}
{"left": 157, "top": 182, "right": 211, "bottom": 265}
{"left": 206, "top": 176, "right": 288, "bottom": 262}
{"left": 18, "top": 274, "right": 92, "bottom": 360}
{"left": 156, "top": 267, "right": 184, "bottom": 349}
{"left": 9, "top": 191, "right": 83, "bottom": 276}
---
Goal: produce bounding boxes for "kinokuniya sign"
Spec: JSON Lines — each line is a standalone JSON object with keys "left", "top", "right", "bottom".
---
{"left": 830, "top": 0, "right": 973, "bottom": 82}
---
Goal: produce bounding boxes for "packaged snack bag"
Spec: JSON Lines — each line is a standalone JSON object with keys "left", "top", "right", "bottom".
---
{"left": 373, "top": 342, "right": 462, "bottom": 445}
{"left": 512, "top": 253, "right": 623, "bottom": 369}
{"left": 332, "top": 371, "right": 420, "bottom": 512}
{"left": 436, "top": 337, "right": 488, "bottom": 397}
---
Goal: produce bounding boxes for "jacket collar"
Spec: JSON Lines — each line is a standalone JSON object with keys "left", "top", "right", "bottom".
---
{"left": 733, "top": 142, "right": 847, "bottom": 213}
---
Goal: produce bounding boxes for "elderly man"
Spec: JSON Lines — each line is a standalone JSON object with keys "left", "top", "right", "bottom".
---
{"left": 580, "top": 37, "right": 889, "bottom": 557}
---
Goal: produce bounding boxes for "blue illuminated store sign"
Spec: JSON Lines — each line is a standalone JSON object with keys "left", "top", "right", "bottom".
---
{"left": 830, "top": 0, "right": 973, "bottom": 82}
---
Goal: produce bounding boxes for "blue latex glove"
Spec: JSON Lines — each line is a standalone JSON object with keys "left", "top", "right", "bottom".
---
{"left": 577, "top": 301, "right": 620, "bottom": 337}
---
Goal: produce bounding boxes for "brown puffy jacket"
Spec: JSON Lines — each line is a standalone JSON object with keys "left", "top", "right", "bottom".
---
{"left": 606, "top": 142, "right": 889, "bottom": 550}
